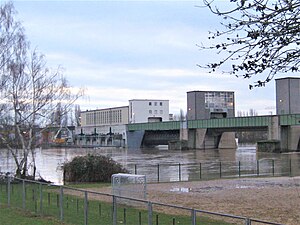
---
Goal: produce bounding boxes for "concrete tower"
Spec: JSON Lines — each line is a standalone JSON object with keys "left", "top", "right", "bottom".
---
{"left": 276, "top": 77, "right": 300, "bottom": 115}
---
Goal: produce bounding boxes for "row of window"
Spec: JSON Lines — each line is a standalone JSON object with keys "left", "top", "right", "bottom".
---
{"left": 149, "top": 110, "right": 163, "bottom": 114}
{"left": 204, "top": 92, "right": 234, "bottom": 109}
{"left": 149, "top": 102, "right": 163, "bottom": 106}
{"left": 85, "top": 110, "right": 123, "bottom": 125}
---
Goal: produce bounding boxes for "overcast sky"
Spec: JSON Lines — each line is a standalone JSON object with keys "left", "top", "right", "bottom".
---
{"left": 12, "top": 0, "right": 292, "bottom": 115}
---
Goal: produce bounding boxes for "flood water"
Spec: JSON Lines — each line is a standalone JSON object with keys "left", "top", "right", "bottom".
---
{"left": 0, "top": 144, "right": 299, "bottom": 184}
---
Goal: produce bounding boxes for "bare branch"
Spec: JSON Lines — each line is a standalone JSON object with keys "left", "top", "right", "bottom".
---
{"left": 200, "top": 0, "right": 300, "bottom": 88}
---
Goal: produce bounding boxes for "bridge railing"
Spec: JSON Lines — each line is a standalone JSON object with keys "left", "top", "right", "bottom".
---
{"left": 279, "top": 114, "right": 300, "bottom": 126}
{"left": 127, "top": 121, "right": 180, "bottom": 131}
{"left": 127, "top": 114, "right": 300, "bottom": 131}
{"left": 0, "top": 174, "right": 285, "bottom": 225}
{"left": 188, "top": 116, "right": 272, "bottom": 129}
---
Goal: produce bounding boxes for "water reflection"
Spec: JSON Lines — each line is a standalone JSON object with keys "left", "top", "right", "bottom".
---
{"left": 0, "top": 145, "right": 299, "bottom": 184}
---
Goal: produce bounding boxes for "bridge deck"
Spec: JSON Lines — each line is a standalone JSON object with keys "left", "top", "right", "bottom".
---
{"left": 127, "top": 114, "right": 300, "bottom": 131}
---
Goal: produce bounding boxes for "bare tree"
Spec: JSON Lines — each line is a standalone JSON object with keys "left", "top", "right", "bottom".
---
{"left": 0, "top": 2, "right": 84, "bottom": 178}
{"left": 74, "top": 104, "right": 81, "bottom": 126}
{"left": 237, "top": 108, "right": 258, "bottom": 117}
{"left": 199, "top": 0, "right": 300, "bottom": 89}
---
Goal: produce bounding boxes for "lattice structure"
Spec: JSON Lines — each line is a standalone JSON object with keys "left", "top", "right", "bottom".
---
{"left": 112, "top": 173, "right": 147, "bottom": 200}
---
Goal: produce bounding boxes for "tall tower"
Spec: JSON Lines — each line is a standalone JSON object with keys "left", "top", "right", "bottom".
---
{"left": 276, "top": 77, "right": 300, "bottom": 115}
{"left": 187, "top": 91, "right": 235, "bottom": 120}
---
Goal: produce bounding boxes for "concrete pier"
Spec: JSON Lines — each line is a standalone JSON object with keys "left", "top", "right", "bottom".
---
{"left": 218, "top": 132, "right": 237, "bottom": 149}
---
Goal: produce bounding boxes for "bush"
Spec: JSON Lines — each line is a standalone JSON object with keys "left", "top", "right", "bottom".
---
{"left": 63, "top": 154, "right": 128, "bottom": 183}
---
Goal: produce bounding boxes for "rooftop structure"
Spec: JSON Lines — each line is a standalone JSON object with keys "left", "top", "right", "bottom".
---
{"left": 187, "top": 91, "right": 235, "bottom": 120}
{"left": 276, "top": 77, "right": 300, "bottom": 115}
{"left": 129, "top": 99, "right": 169, "bottom": 123}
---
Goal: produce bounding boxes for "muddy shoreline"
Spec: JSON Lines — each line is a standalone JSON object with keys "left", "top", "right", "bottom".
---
{"left": 87, "top": 176, "right": 300, "bottom": 224}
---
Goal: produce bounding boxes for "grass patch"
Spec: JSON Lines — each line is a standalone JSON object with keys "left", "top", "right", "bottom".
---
{"left": 0, "top": 182, "right": 235, "bottom": 225}
{"left": 65, "top": 182, "right": 110, "bottom": 189}
{"left": 0, "top": 205, "right": 68, "bottom": 225}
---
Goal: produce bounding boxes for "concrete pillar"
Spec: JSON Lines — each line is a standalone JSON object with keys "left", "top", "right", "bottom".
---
{"left": 218, "top": 132, "right": 237, "bottom": 149}
{"left": 187, "top": 129, "right": 196, "bottom": 149}
{"left": 287, "top": 126, "right": 300, "bottom": 151}
{"left": 194, "top": 129, "right": 207, "bottom": 149}
{"left": 126, "top": 130, "right": 145, "bottom": 149}
{"left": 268, "top": 116, "right": 280, "bottom": 140}
{"left": 180, "top": 128, "right": 188, "bottom": 140}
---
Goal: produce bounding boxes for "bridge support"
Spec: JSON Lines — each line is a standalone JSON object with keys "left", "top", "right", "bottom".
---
{"left": 126, "top": 130, "right": 145, "bottom": 149}
{"left": 280, "top": 126, "right": 300, "bottom": 151}
{"left": 180, "top": 128, "right": 188, "bottom": 141}
{"left": 268, "top": 116, "right": 281, "bottom": 140}
{"left": 187, "top": 129, "right": 206, "bottom": 149}
{"left": 261, "top": 116, "right": 300, "bottom": 152}
{"left": 218, "top": 132, "right": 237, "bottom": 149}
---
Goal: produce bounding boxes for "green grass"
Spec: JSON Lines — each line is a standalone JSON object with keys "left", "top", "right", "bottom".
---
{"left": 65, "top": 182, "right": 111, "bottom": 189}
{"left": 0, "top": 182, "right": 237, "bottom": 225}
{"left": 0, "top": 205, "right": 68, "bottom": 225}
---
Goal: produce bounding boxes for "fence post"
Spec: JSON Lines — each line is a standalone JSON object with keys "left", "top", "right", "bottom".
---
{"left": 289, "top": 158, "right": 292, "bottom": 176}
{"left": 134, "top": 164, "right": 137, "bottom": 175}
{"left": 22, "top": 180, "right": 26, "bottom": 209}
{"left": 238, "top": 161, "right": 241, "bottom": 178}
{"left": 148, "top": 202, "right": 153, "bottom": 225}
{"left": 157, "top": 164, "right": 160, "bottom": 183}
{"left": 113, "top": 195, "right": 117, "bottom": 225}
{"left": 40, "top": 183, "right": 43, "bottom": 214}
{"left": 245, "top": 218, "right": 251, "bottom": 225}
{"left": 257, "top": 160, "right": 259, "bottom": 176}
{"left": 59, "top": 186, "right": 64, "bottom": 221}
{"left": 7, "top": 176, "right": 10, "bottom": 207}
{"left": 219, "top": 162, "right": 222, "bottom": 178}
{"left": 272, "top": 159, "right": 275, "bottom": 176}
{"left": 199, "top": 163, "right": 202, "bottom": 180}
{"left": 178, "top": 163, "right": 181, "bottom": 181}
{"left": 191, "top": 209, "right": 196, "bottom": 225}
{"left": 84, "top": 191, "right": 88, "bottom": 225}
{"left": 123, "top": 208, "right": 126, "bottom": 225}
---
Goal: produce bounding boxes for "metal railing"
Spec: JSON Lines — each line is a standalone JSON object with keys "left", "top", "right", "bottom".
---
{"left": 127, "top": 158, "right": 296, "bottom": 183}
{"left": 127, "top": 114, "right": 300, "bottom": 131}
{"left": 0, "top": 175, "right": 285, "bottom": 225}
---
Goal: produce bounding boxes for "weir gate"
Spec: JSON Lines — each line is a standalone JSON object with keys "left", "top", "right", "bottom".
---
{"left": 126, "top": 114, "right": 300, "bottom": 152}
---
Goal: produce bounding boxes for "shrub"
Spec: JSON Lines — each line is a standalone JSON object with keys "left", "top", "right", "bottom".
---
{"left": 63, "top": 154, "right": 128, "bottom": 183}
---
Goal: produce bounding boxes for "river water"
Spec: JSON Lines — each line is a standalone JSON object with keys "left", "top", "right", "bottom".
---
{"left": 0, "top": 144, "right": 299, "bottom": 184}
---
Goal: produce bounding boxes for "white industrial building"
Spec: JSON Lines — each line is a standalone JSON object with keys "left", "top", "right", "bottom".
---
{"left": 129, "top": 99, "right": 169, "bottom": 123}
{"left": 76, "top": 99, "right": 170, "bottom": 147}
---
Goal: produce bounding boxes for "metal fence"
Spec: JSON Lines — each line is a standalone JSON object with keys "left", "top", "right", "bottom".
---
{"left": 127, "top": 158, "right": 296, "bottom": 183}
{"left": 0, "top": 175, "right": 285, "bottom": 225}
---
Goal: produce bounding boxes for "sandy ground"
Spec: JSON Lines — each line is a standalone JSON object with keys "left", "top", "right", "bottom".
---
{"left": 86, "top": 177, "right": 300, "bottom": 225}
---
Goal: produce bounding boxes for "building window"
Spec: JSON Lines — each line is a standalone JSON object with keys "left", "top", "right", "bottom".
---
{"left": 149, "top": 110, "right": 152, "bottom": 114}
{"left": 154, "top": 102, "right": 157, "bottom": 106}
{"left": 160, "top": 102, "right": 162, "bottom": 106}
{"left": 149, "top": 102, "right": 152, "bottom": 106}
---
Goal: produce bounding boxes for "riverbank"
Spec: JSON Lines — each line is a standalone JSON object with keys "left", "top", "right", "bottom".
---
{"left": 86, "top": 176, "right": 300, "bottom": 225}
